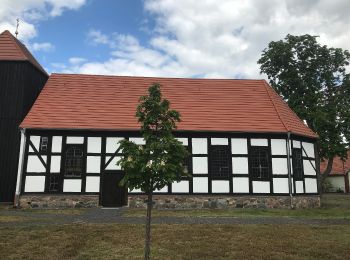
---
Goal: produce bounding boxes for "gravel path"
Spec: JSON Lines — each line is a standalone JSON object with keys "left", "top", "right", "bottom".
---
{"left": 1, "top": 207, "right": 350, "bottom": 227}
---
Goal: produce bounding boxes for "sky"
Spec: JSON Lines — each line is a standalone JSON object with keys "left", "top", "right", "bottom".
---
{"left": 0, "top": 0, "right": 349, "bottom": 79}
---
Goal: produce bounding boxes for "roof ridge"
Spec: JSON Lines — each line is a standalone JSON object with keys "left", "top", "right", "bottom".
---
{"left": 262, "top": 80, "right": 290, "bottom": 133}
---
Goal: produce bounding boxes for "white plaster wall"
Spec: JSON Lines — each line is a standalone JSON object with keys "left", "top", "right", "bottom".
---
{"left": 86, "top": 156, "right": 101, "bottom": 173}
{"left": 303, "top": 160, "right": 316, "bottom": 175}
{"left": 252, "top": 181, "right": 270, "bottom": 193}
{"left": 129, "top": 137, "right": 145, "bottom": 145}
{"left": 66, "top": 136, "right": 84, "bottom": 144}
{"left": 305, "top": 178, "right": 318, "bottom": 193}
{"left": 302, "top": 142, "right": 315, "bottom": 158}
{"left": 293, "top": 140, "right": 301, "bottom": 148}
{"left": 24, "top": 176, "right": 45, "bottom": 192}
{"left": 192, "top": 157, "right": 208, "bottom": 174}
{"left": 154, "top": 186, "right": 168, "bottom": 193}
{"left": 273, "top": 178, "right": 289, "bottom": 193}
{"left": 272, "top": 158, "right": 288, "bottom": 175}
{"left": 193, "top": 177, "right": 208, "bottom": 193}
{"left": 271, "top": 139, "right": 287, "bottom": 155}
{"left": 87, "top": 137, "right": 102, "bottom": 153}
{"left": 29, "top": 136, "right": 40, "bottom": 152}
{"left": 106, "top": 137, "right": 123, "bottom": 153}
{"left": 212, "top": 180, "right": 229, "bottom": 193}
{"left": 251, "top": 139, "right": 268, "bottom": 146}
{"left": 63, "top": 179, "right": 82, "bottom": 192}
{"left": 231, "top": 138, "right": 248, "bottom": 154}
{"left": 50, "top": 156, "right": 61, "bottom": 173}
{"left": 172, "top": 181, "right": 189, "bottom": 193}
{"left": 211, "top": 138, "right": 228, "bottom": 145}
{"left": 51, "top": 136, "right": 62, "bottom": 153}
{"left": 192, "top": 138, "right": 207, "bottom": 154}
{"left": 176, "top": 138, "right": 188, "bottom": 146}
{"left": 27, "top": 155, "right": 47, "bottom": 173}
{"left": 295, "top": 181, "right": 304, "bottom": 193}
{"left": 85, "top": 176, "right": 100, "bottom": 192}
{"left": 232, "top": 157, "right": 248, "bottom": 174}
{"left": 105, "top": 156, "right": 122, "bottom": 170}
{"left": 232, "top": 177, "right": 249, "bottom": 193}
{"left": 328, "top": 176, "right": 346, "bottom": 192}
{"left": 129, "top": 188, "right": 142, "bottom": 193}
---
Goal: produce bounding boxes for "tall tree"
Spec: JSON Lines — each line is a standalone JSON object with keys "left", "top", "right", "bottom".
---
{"left": 117, "top": 83, "right": 189, "bottom": 260}
{"left": 258, "top": 34, "right": 350, "bottom": 178}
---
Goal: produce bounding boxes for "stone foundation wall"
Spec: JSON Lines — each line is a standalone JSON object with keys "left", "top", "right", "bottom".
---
{"left": 19, "top": 195, "right": 99, "bottom": 209}
{"left": 128, "top": 195, "right": 321, "bottom": 209}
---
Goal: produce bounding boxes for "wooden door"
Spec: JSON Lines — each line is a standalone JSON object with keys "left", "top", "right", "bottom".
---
{"left": 101, "top": 171, "right": 127, "bottom": 207}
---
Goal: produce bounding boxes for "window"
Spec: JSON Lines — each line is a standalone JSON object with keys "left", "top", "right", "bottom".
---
{"left": 40, "top": 137, "right": 48, "bottom": 152}
{"left": 292, "top": 148, "right": 304, "bottom": 180}
{"left": 249, "top": 146, "right": 270, "bottom": 180}
{"left": 64, "top": 145, "right": 84, "bottom": 177}
{"left": 210, "top": 145, "right": 230, "bottom": 178}
{"left": 48, "top": 175, "right": 60, "bottom": 192}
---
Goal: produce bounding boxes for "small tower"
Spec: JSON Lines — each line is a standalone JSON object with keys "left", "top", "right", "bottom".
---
{"left": 0, "top": 30, "right": 48, "bottom": 202}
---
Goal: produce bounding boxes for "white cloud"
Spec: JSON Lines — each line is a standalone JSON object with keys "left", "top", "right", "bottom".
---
{"left": 31, "top": 42, "right": 55, "bottom": 52}
{"left": 0, "top": 0, "right": 87, "bottom": 42}
{"left": 87, "top": 29, "right": 110, "bottom": 45}
{"left": 63, "top": 0, "right": 350, "bottom": 78}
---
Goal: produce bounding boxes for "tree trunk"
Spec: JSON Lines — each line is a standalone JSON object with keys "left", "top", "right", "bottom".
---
{"left": 144, "top": 190, "right": 153, "bottom": 260}
{"left": 321, "top": 156, "right": 334, "bottom": 178}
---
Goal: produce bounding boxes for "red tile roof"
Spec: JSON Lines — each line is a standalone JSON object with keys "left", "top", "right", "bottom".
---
{"left": 320, "top": 151, "right": 350, "bottom": 176}
{"left": 0, "top": 30, "right": 47, "bottom": 75}
{"left": 20, "top": 73, "right": 318, "bottom": 138}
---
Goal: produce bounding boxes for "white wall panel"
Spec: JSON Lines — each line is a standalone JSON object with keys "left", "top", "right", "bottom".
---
{"left": 66, "top": 136, "right": 84, "bottom": 144}
{"left": 251, "top": 139, "right": 268, "bottom": 146}
{"left": 85, "top": 177, "right": 100, "bottom": 192}
{"left": 172, "top": 181, "right": 189, "bottom": 193}
{"left": 105, "top": 156, "right": 122, "bottom": 170}
{"left": 231, "top": 138, "right": 248, "bottom": 154}
{"left": 305, "top": 178, "right": 318, "bottom": 193}
{"left": 271, "top": 139, "right": 287, "bottom": 155}
{"left": 29, "top": 136, "right": 40, "bottom": 152}
{"left": 303, "top": 160, "right": 316, "bottom": 175}
{"left": 129, "top": 188, "right": 142, "bottom": 193}
{"left": 27, "top": 155, "right": 47, "bottom": 173}
{"left": 24, "top": 176, "right": 45, "bottom": 192}
{"left": 129, "top": 137, "right": 146, "bottom": 145}
{"left": 293, "top": 140, "right": 301, "bottom": 148}
{"left": 192, "top": 157, "right": 208, "bottom": 174}
{"left": 302, "top": 142, "right": 315, "bottom": 158}
{"left": 211, "top": 138, "right": 228, "bottom": 145}
{"left": 176, "top": 138, "right": 188, "bottom": 146}
{"left": 192, "top": 138, "right": 207, "bottom": 154}
{"left": 106, "top": 137, "right": 123, "bottom": 153}
{"left": 63, "top": 179, "right": 82, "bottom": 192}
{"left": 212, "top": 180, "right": 229, "bottom": 193}
{"left": 154, "top": 186, "right": 168, "bottom": 193}
{"left": 193, "top": 177, "right": 208, "bottom": 193}
{"left": 328, "top": 176, "right": 346, "bottom": 192}
{"left": 86, "top": 156, "right": 101, "bottom": 173}
{"left": 273, "top": 178, "right": 289, "bottom": 193}
{"left": 51, "top": 136, "right": 62, "bottom": 153}
{"left": 295, "top": 181, "right": 304, "bottom": 193}
{"left": 232, "top": 157, "right": 249, "bottom": 174}
{"left": 50, "top": 156, "right": 61, "bottom": 173}
{"left": 272, "top": 158, "right": 288, "bottom": 175}
{"left": 252, "top": 181, "right": 270, "bottom": 193}
{"left": 232, "top": 177, "right": 249, "bottom": 193}
{"left": 87, "top": 137, "right": 102, "bottom": 153}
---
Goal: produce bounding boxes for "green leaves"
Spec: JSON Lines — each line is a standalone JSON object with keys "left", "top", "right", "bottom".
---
{"left": 258, "top": 34, "right": 350, "bottom": 175}
{"left": 117, "top": 83, "right": 189, "bottom": 193}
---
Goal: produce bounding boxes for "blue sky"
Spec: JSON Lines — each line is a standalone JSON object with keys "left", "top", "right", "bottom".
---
{"left": 1, "top": 0, "right": 349, "bottom": 78}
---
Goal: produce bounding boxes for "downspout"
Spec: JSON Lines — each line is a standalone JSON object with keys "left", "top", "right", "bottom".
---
{"left": 286, "top": 131, "right": 293, "bottom": 209}
{"left": 14, "top": 128, "right": 26, "bottom": 208}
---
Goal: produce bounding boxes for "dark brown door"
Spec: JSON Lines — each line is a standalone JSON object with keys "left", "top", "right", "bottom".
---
{"left": 101, "top": 171, "right": 127, "bottom": 207}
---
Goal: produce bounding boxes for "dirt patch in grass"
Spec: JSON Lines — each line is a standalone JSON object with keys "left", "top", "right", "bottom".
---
{"left": 0, "top": 223, "right": 349, "bottom": 259}
{"left": 0, "top": 216, "right": 29, "bottom": 223}
{"left": 20, "top": 209, "right": 87, "bottom": 215}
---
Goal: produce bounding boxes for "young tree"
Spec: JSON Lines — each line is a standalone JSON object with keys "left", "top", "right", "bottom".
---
{"left": 258, "top": 34, "right": 350, "bottom": 179}
{"left": 117, "top": 83, "right": 189, "bottom": 260}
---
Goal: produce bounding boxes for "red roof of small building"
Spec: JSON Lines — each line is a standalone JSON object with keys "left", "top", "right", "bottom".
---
{"left": 320, "top": 151, "right": 350, "bottom": 176}
{"left": 0, "top": 30, "right": 47, "bottom": 75}
{"left": 20, "top": 73, "right": 318, "bottom": 138}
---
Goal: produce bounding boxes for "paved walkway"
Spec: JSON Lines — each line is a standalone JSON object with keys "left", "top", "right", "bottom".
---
{"left": 1, "top": 207, "right": 350, "bottom": 227}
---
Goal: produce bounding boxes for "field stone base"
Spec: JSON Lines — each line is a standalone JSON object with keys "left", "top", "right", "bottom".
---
{"left": 128, "top": 195, "right": 321, "bottom": 209}
{"left": 19, "top": 195, "right": 99, "bottom": 209}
